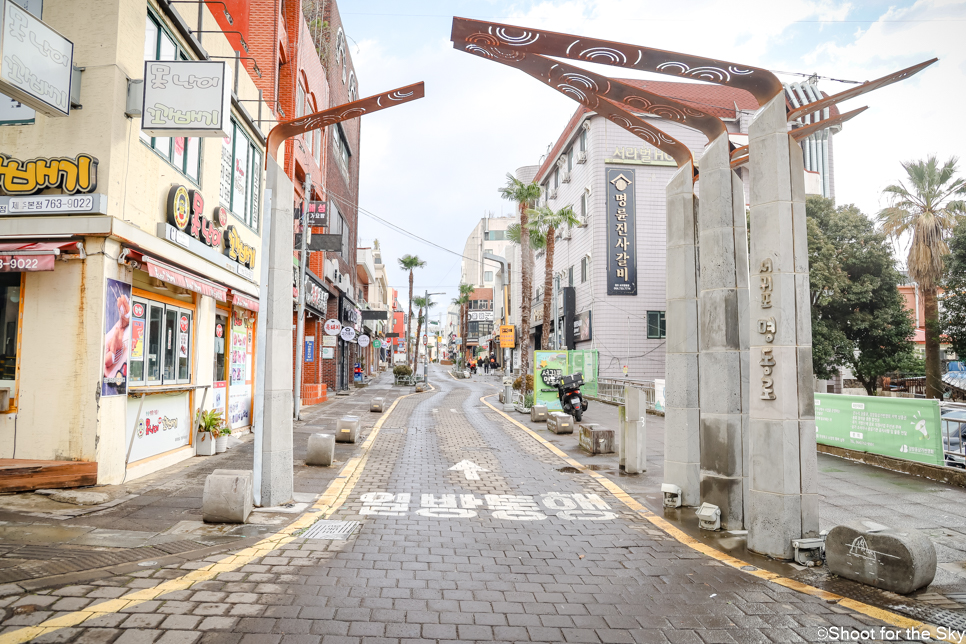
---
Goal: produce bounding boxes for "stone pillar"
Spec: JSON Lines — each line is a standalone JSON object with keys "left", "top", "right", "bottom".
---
{"left": 696, "top": 134, "right": 751, "bottom": 529}
{"left": 663, "top": 162, "right": 701, "bottom": 507}
{"left": 747, "top": 95, "right": 819, "bottom": 559}
{"left": 256, "top": 160, "right": 295, "bottom": 507}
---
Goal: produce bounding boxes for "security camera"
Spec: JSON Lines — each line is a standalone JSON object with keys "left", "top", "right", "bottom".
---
{"left": 660, "top": 483, "right": 681, "bottom": 508}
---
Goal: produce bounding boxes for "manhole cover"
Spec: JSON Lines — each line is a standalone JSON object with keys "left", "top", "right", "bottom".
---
{"left": 300, "top": 520, "right": 360, "bottom": 540}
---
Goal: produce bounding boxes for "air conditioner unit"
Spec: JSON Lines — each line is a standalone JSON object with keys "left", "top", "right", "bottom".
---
{"left": 549, "top": 188, "right": 558, "bottom": 200}
{"left": 561, "top": 171, "right": 571, "bottom": 184}
{"left": 563, "top": 227, "right": 572, "bottom": 240}
{"left": 575, "top": 151, "right": 587, "bottom": 164}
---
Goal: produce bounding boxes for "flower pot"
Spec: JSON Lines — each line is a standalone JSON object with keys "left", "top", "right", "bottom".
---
{"left": 196, "top": 432, "right": 215, "bottom": 456}
{"left": 215, "top": 435, "right": 228, "bottom": 453}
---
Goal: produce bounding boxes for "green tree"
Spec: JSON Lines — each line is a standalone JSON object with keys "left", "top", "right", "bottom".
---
{"left": 411, "top": 295, "right": 437, "bottom": 371}
{"left": 878, "top": 156, "right": 966, "bottom": 398}
{"left": 809, "top": 196, "right": 916, "bottom": 395}
{"left": 525, "top": 205, "right": 581, "bottom": 349}
{"left": 499, "top": 174, "right": 543, "bottom": 377}
{"left": 942, "top": 220, "right": 966, "bottom": 361}
{"left": 451, "top": 283, "right": 473, "bottom": 369}
{"left": 397, "top": 254, "right": 426, "bottom": 366}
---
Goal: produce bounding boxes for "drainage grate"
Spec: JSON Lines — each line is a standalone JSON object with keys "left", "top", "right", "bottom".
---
{"left": 300, "top": 520, "right": 360, "bottom": 540}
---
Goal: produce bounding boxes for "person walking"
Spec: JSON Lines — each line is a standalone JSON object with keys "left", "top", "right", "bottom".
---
{"left": 483, "top": 357, "right": 490, "bottom": 375}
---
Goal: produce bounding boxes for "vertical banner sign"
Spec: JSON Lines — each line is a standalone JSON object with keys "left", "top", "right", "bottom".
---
{"left": 305, "top": 336, "right": 315, "bottom": 362}
{"left": 102, "top": 278, "right": 132, "bottom": 396}
{"left": 606, "top": 168, "right": 637, "bottom": 295}
{"left": 534, "top": 350, "right": 568, "bottom": 412}
{"left": 228, "top": 310, "right": 252, "bottom": 428}
{"left": 815, "top": 394, "right": 944, "bottom": 466}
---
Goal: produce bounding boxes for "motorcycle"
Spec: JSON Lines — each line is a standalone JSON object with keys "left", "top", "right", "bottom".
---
{"left": 556, "top": 372, "right": 587, "bottom": 422}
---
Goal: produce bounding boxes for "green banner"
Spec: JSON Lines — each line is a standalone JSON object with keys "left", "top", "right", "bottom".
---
{"left": 815, "top": 394, "right": 944, "bottom": 466}
{"left": 534, "top": 350, "right": 568, "bottom": 411}
{"left": 569, "top": 349, "right": 598, "bottom": 398}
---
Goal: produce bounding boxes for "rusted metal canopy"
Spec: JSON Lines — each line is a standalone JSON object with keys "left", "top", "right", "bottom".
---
{"left": 451, "top": 17, "right": 784, "bottom": 104}
{"left": 789, "top": 106, "right": 868, "bottom": 142}
{"left": 267, "top": 82, "right": 424, "bottom": 161}
{"left": 787, "top": 60, "right": 936, "bottom": 123}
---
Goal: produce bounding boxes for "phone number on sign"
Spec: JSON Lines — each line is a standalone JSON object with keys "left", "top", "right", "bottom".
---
{"left": 0, "top": 255, "right": 55, "bottom": 272}
{"left": 8, "top": 195, "right": 95, "bottom": 213}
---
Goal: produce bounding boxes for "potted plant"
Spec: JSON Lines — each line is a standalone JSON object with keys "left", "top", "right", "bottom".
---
{"left": 215, "top": 424, "right": 231, "bottom": 453}
{"left": 196, "top": 408, "right": 223, "bottom": 457}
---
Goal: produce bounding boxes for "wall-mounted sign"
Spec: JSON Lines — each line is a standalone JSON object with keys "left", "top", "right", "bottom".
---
{"left": 468, "top": 310, "right": 494, "bottom": 322}
{"left": 574, "top": 310, "right": 592, "bottom": 342}
{"left": 125, "top": 391, "right": 191, "bottom": 463}
{"left": 304, "top": 274, "right": 328, "bottom": 314}
{"left": 166, "top": 185, "right": 221, "bottom": 248}
{"left": 340, "top": 326, "right": 356, "bottom": 342}
{"left": 358, "top": 334, "right": 370, "bottom": 348}
{"left": 305, "top": 234, "right": 342, "bottom": 252}
{"left": 0, "top": 0, "right": 74, "bottom": 117}
{"left": 373, "top": 339, "right": 382, "bottom": 349}
{"left": 304, "top": 336, "right": 315, "bottom": 362}
{"left": 102, "top": 278, "right": 132, "bottom": 397}
{"left": 223, "top": 225, "right": 256, "bottom": 269}
{"left": 305, "top": 201, "right": 327, "bottom": 227}
{"left": 323, "top": 319, "right": 341, "bottom": 335}
{"left": 321, "top": 347, "right": 335, "bottom": 359}
{"left": 142, "top": 60, "right": 231, "bottom": 137}
{"left": 605, "top": 145, "right": 676, "bottom": 167}
{"left": 499, "top": 324, "right": 515, "bottom": 349}
{"left": 0, "top": 153, "right": 97, "bottom": 194}
{"left": 606, "top": 168, "right": 637, "bottom": 295}
{"left": 0, "top": 93, "right": 34, "bottom": 125}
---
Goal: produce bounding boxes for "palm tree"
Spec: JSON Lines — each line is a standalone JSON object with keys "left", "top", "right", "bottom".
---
{"left": 411, "top": 295, "right": 437, "bottom": 370}
{"left": 397, "top": 254, "right": 426, "bottom": 367}
{"left": 527, "top": 204, "right": 581, "bottom": 349}
{"left": 878, "top": 155, "right": 966, "bottom": 399}
{"left": 500, "top": 174, "right": 543, "bottom": 377}
{"left": 452, "top": 283, "right": 474, "bottom": 369}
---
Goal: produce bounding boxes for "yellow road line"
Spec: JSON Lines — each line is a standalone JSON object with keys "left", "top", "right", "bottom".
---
{"left": 0, "top": 387, "right": 430, "bottom": 644}
{"left": 480, "top": 395, "right": 955, "bottom": 643}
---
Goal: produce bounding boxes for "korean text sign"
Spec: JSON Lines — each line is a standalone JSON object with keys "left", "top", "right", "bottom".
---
{"left": 606, "top": 168, "right": 637, "bottom": 295}
{"left": 142, "top": 60, "right": 231, "bottom": 137}
{"left": 815, "top": 394, "right": 943, "bottom": 466}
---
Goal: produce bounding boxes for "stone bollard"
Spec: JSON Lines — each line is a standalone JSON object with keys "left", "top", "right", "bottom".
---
{"left": 531, "top": 404, "right": 548, "bottom": 422}
{"left": 826, "top": 520, "right": 936, "bottom": 594}
{"left": 547, "top": 412, "right": 573, "bottom": 434}
{"left": 370, "top": 397, "right": 385, "bottom": 413}
{"left": 619, "top": 387, "right": 647, "bottom": 474}
{"left": 202, "top": 469, "right": 253, "bottom": 524}
{"left": 306, "top": 433, "right": 335, "bottom": 466}
{"left": 415, "top": 382, "right": 427, "bottom": 392}
{"left": 578, "top": 424, "right": 615, "bottom": 455}
{"left": 336, "top": 416, "right": 361, "bottom": 443}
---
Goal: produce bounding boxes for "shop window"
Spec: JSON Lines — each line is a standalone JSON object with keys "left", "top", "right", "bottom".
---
{"left": 130, "top": 297, "right": 193, "bottom": 386}
{"left": 332, "top": 123, "right": 351, "bottom": 177}
{"left": 213, "top": 311, "right": 228, "bottom": 382}
{"left": 141, "top": 12, "right": 201, "bottom": 183}
{"left": 219, "top": 119, "right": 262, "bottom": 232}
{"left": 0, "top": 274, "right": 20, "bottom": 384}
{"left": 647, "top": 311, "right": 666, "bottom": 339}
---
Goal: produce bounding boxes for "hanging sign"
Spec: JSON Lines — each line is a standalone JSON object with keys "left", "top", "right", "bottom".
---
{"left": 358, "top": 334, "right": 370, "bottom": 348}
{"left": 0, "top": 153, "right": 97, "bottom": 195}
{"left": 323, "top": 319, "right": 341, "bottom": 336}
{"left": 0, "top": 0, "right": 74, "bottom": 117}
{"left": 340, "top": 326, "right": 356, "bottom": 342}
{"left": 499, "top": 325, "right": 516, "bottom": 349}
{"left": 305, "top": 201, "right": 327, "bottom": 227}
{"left": 142, "top": 60, "right": 232, "bottom": 137}
{"left": 606, "top": 169, "right": 637, "bottom": 295}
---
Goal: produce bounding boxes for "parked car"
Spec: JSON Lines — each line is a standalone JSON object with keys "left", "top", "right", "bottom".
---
{"left": 941, "top": 406, "right": 966, "bottom": 468}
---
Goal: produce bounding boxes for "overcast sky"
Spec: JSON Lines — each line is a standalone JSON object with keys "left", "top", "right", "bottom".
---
{"left": 340, "top": 0, "right": 965, "bottom": 313}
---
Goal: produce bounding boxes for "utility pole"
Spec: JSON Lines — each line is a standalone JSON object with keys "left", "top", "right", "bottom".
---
{"left": 293, "top": 174, "right": 310, "bottom": 420}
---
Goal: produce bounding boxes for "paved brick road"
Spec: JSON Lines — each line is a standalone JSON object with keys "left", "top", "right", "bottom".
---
{"left": 0, "top": 369, "right": 913, "bottom": 643}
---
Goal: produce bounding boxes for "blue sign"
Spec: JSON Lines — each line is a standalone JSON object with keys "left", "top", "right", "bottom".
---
{"left": 305, "top": 338, "right": 315, "bottom": 362}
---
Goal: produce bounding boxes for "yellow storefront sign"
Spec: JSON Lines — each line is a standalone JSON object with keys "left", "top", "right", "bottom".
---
{"left": 500, "top": 325, "right": 516, "bottom": 348}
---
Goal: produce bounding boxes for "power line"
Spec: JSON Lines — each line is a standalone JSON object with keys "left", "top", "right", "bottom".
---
{"left": 342, "top": 12, "right": 964, "bottom": 23}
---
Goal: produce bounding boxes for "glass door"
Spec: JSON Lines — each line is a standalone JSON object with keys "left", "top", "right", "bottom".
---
{"left": 146, "top": 302, "right": 164, "bottom": 385}
{"left": 163, "top": 308, "right": 178, "bottom": 381}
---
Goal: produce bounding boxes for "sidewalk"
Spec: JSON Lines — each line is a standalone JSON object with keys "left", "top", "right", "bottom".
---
{"left": 499, "top": 383, "right": 966, "bottom": 624}
{"left": 0, "top": 373, "right": 400, "bottom": 592}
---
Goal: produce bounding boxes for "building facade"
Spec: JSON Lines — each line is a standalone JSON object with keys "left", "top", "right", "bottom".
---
{"left": 0, "top": 0, "right": 272, "bottom": 482}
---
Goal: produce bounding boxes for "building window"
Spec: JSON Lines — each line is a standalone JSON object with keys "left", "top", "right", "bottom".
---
{"left": 553, "top": 168, "right": 559, "bottom": 189}
{"left": 581, "top": 256, "right": 588, "bottom": 283}
{"left": 329, "top": 201, "right": 350, "bottom": 257}
{"left": 219, "top": 119, "right": 262, "bottom": 231}
{"left": 484, "top": 271, "right": 493, "bottom": 282}
{"left": 141, "top": 12, "right": 201, "bottom": 183}
{"left": 332, "top": 123, "right": 351, "bottom": 176}
{"left": 296, "top": 82, "right": 305, "bottom": 118}
{"left": 348, "top": 72, "right": 358, "bottom": 102}
{"left": 568, "top": 267, "right": 574, "bottom": 287}
{"left": 567, "top": 147, "right": 573, "bottom": 172}
{"left": 647, "top": 311, "right": 666, "bottom": 339}
{"left": 485, "top": 230, "right": 506, "bottom": 241}
{"left": 580, "top": 192, "right": 588, "bottom": 223}
{"left": 130, "top": 296, "right": 193, "bottom": 386}
{"left": 315, "top": 128, "right": 322, "bottom": 167}
{"left": 580, "top": 128, "right": 587, "bottom": 152}
{"left": 0, "top": 274, "right": 20, "bottom": 389}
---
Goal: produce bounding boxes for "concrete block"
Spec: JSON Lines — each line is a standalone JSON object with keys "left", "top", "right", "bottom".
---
{"left": 306, "top": 433, "right": 335, "bottom": 466}
{"left": 202, "top": 469, "right": 253, "bottom": 524}
{"left": 415, "top": 382, "right": 427, "bottom": 392}
{"left": 578, "top": 424, "right": 615, "bottom": 455}
{"left": 370, "top": 397, "right": 385, "bottom": 413}
{"left": 336, "top": 416, "right": 361, "bottom": 443}
{"left": 699, "top": 351, "right": 743, "bottom": 414}
{"left": 665, "top": 298, "right": 699, "bottom": 355}
{"left": 667, "top": 245, "right": 699, "bottom": 300}
{"left": 619, "top": 388, "right": 647, "bottom": 474}
{"left": 826, "top": 521, "right": 936, "bottom": 594}
{"left": 530, "top": 404, "right": 548, "bottom": 422}
{"left": 747, "top": 489, "right": 801, "bottom": 560}
{"left": 547, "top": 412, "right": 573, "bottom": 434}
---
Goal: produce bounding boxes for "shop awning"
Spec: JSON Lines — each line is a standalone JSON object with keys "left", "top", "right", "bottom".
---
{"left": 230, "top": 291, "right": 259, "bottom": 312}
{"left": 0, "top": 240, "right": 80, "bottom": 254}
{"left": 0, "top": 240, "right": 82, "bottom": 272}
{"left": 138, "top": 254, "right": 229, "bottom": 302}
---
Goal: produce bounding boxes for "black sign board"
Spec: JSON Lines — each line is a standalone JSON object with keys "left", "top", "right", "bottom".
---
{"left": 562, "top": 286, "right": 576, "bottom": 350}
{"left": 295, "top": 233, "right": 342, "bottom": 252}
{"left": 385, "top": 332, "right": 400, "bottom": 338}
{"left": 606, "top": 168, "right": 637, "bottom": 295}
{"left": 360, "top": 310, "right": 389, "bottom": 320}
{"left": 306, "top": 201, "right": 327, "bottom": 227}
